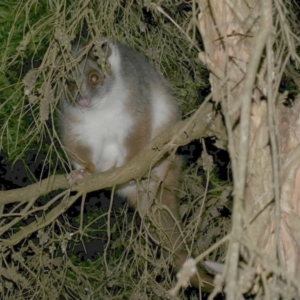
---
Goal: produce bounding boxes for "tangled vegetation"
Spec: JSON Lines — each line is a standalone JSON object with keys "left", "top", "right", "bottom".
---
{"left": 1, "top": 0, "right": 300, "bottom": 299}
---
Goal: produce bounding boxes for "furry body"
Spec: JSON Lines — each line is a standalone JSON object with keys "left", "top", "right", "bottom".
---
{"left": 59, "top": 40, "right": 213, "bottom": 291}
{"left": 60, "top": 41, "right": 179, "bottom": 214}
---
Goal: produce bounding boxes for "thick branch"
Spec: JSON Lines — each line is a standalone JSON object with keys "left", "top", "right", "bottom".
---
{"left": 226, "top": 1, "right": 273, "bottom": 299}
{"left": 0, "top": 102, "right": 226, "bottom": 246}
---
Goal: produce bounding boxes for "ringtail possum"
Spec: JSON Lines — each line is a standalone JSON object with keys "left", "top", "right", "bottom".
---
{"left": 59, "top": 39, "right": 214, "bottom": 291}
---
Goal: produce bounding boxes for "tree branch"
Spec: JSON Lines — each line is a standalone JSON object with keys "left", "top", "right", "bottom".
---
{"left": 0, "top": 101, "right": 226, "bottom": 246}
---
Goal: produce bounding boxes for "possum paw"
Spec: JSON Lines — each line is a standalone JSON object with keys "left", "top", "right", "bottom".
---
{"left": 204, "top": 260, "right": 224, "bottom": 273}
{"left": 67, "top": 169, "right": 89, "bottom": 185}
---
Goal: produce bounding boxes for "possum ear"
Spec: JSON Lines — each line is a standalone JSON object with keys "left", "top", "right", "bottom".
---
{"left": 89, "top": 39, "right": 112, "bottom": 61}
{"left": 89, "top": 38, "right": 113, "bottom": 75}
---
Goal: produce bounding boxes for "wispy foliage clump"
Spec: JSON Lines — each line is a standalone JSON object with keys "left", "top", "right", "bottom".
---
{"left": 0, "top": 0, "right": 207, "bottom": 169}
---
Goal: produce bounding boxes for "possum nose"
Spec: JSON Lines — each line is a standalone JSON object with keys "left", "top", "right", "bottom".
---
{"left": 78, "top": 98, "right": 90, "bottom": 107}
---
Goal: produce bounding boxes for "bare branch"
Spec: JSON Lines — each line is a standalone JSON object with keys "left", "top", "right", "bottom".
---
{"left": 0, "top": 101, "right": 225, "bottom": 247}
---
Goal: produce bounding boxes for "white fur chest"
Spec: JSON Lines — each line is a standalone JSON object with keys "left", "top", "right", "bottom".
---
{"left": 70, "top": 90, "right": 133, "bottom": 173}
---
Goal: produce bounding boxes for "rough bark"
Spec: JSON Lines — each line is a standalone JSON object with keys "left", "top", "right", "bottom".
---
{"left": 197, "top": 0, "right": 300, "bottom": 297}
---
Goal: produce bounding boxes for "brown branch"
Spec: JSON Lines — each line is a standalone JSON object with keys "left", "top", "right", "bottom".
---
{"left": 0, "top": 101, "right": 226, "bottom": 246}
{"left": 225, "top": 1, "right": 273, "bottom": 299}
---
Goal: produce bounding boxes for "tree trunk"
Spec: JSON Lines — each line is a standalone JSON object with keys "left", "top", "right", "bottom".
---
{"left": 197, "top": 0, "right": 300, "bottom": 298}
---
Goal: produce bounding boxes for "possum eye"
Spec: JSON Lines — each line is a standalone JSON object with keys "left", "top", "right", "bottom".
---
{"left": 66, "top": 80, "right": 76, "bottom": 92}
{"left": 89, "top": 72, "right": 100, "bottom": 84}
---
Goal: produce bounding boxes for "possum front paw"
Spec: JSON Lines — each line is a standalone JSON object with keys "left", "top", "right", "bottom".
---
{"left": 67, "top": 169, "right": 89, "bottom": 185}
